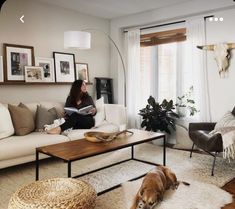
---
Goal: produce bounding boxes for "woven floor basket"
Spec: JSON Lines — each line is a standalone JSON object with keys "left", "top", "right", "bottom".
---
{"left": 8, "top": 178, "right": 97, "bottom": 209}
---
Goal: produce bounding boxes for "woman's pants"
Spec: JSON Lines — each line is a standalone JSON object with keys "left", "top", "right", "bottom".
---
{"left": 60, "top": 113, "right": 94, "bottom": 131}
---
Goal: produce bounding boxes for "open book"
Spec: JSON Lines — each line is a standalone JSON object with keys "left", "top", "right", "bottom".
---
{"left": 64, "top": 105, "right": 93, "bottom": 116}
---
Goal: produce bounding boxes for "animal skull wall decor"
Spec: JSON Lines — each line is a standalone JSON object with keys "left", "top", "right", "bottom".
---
{"left": 197, "top": 43, "right": 235, "bottom": 77}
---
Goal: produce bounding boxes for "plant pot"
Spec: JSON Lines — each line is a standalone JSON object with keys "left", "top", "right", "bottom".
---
{"left": 177, "top": 106, "right": 187, "bottom": 117}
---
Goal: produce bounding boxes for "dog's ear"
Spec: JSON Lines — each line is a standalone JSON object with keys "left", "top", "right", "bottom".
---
{"left": 139, "top": 188, "right": 144, "bottom": 197}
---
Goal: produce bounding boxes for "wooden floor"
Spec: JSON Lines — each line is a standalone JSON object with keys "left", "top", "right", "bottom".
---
{"left": 222, "top": 178, "right": 235, "bottom": 209}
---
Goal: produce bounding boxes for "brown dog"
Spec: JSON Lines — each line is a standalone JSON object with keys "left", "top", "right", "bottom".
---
{"left": 130, "top": 166, "right": 189, "bottom": 209}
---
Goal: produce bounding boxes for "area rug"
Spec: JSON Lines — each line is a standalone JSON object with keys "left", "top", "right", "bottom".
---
{"left": 120, "top": 179, "right": 232, "bottom": 209}
{"left": 0, "top": 143, "right": 234, "bottom": 209}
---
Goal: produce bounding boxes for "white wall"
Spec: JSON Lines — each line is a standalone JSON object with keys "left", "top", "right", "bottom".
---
{"left": 0, "top": 0, "right": 110, "bottom": 104}
{"left": 206, "top": 8, "right": 235, "bottom": 121}
{"left": 110, "top": 0, "right": 235, "bottom": 121}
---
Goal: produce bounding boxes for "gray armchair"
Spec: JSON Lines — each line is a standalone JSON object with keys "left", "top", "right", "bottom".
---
{"left": 188, "top": 122, "right": 223, "bottom": 176}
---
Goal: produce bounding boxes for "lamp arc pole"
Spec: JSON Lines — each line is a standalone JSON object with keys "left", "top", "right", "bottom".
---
{"left": 82, "top": 28, "right": 127, "bottom": 107}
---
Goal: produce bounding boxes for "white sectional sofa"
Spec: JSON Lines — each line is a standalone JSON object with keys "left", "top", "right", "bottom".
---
{"left": 0, "top": 101, "right": 127, "bottom": 169}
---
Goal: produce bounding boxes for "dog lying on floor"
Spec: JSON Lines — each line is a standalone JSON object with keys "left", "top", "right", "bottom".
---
{"left": 130, "top": 166, "right": 190, "bottom": 209}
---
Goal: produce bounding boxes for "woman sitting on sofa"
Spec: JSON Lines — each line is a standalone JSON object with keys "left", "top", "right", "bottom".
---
{"left": 47, "top": 79, "right": 97, "bottom": 134}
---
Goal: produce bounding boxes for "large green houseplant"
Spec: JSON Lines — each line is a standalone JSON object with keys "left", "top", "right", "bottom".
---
{"left": 139, "top": 96, "right": 179, "bottom": 134}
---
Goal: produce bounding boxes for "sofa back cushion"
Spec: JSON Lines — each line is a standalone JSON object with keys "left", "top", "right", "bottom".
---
{"left": 0, "top": 103, "right": 14, "bottom": 139}
{"left": 105, "top": 104, "right": 127, "bottom": 126}
{"left": 8, "top": 103, "right": 35, "bottom": 136}
{"left": 35, "top": 105, "right": 59, "bottom": 131}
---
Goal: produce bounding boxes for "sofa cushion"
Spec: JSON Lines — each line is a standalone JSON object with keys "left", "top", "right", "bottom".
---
{"left": 8, "top": 103, "right": 35, "bottom": 136}
{"left": 105, "top": 104, "right": 127, "bottom": 126}
{"left": 94, "top": 97, "right": 105, "bottom": 127}
{"left": 0, "top": 103, "right": 14, "bottom": 140}
{"left": 0, "top": 132, "right": 69, "bottom": 161}
{"left": 66, "top": 121, "right": 119, "bottom": 141}
{"left": 214, "top": 111, "right": 235, "bottom": 130}
{"left": 35, "top": 105, "right": 58, "bottom": 132}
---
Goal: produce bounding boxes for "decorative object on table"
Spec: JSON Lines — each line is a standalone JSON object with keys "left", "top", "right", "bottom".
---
{"left": 75, "top": 62, "right": 89, "bottom": 82}
{"left": 139, "top": 96, "right": 179, "bottom": 134}
{"left": 24, "top": 66, "right": 44, "bottom": 82}
{"left": 3, "top": 43, "right": 34, "bottom": 82}
{"left": 0, "top": 56, "right": 3, "bottom": 82}
{"left": 95, "top": 77, "right": 113, "bottom": 104}
{"left": 176, "top": 86, "right": 199, "bottom": 117}
{"left": 64, "top": 30, "right": 127, "bottom": 106}
{"left": 53, "top": 52, "right": 75, "bottom": 82}
{"left": 84, "top": 130, "right": 134, "bottom": 142}
{"left": 35, "top": 57, "right": 55, "bottom": 82}
{"left": 8, "top": 178, "right": 97, "bottom": 209}
{"left": 197, "top": 43, "right": 235, "bottom": 77}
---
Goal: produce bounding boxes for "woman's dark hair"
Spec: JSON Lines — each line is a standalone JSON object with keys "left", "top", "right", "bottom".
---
{"left": 69, "top": 80, "right": 88, "bottom": 106}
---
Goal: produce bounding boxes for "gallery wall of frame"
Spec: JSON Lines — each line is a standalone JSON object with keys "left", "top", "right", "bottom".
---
{"left": 0, "top": 43, "right": 92, "bottom": 85}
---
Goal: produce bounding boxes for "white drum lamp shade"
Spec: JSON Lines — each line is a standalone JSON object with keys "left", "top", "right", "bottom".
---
{"left": 64, "top": 31, "right": 91, "bottom": 49}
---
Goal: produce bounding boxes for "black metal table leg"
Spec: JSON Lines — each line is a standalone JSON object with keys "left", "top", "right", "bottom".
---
{"left": 68, "top": 161, "right": 71, "bottom": 177}
{"left": 36, "top": 150, "right": 39, "bottom": 181}
{"left": 131, "top": 146, "right": 134, "bottom": 159}
{"left": 163, "top": 135, "right": 166, "bottom": 166}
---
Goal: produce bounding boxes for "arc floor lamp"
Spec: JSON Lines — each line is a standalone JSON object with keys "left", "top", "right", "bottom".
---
{"left": 64, "top": 29, "right": 127, "bottom": 107}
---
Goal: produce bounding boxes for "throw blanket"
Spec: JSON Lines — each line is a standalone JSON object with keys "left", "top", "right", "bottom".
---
{"left": 210, "top": 127, "right": 235, "bottom": 161}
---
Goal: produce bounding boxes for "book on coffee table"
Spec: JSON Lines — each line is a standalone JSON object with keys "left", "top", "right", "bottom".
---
{"left": 64, "top": 105, "right": 93, "bottom": 116}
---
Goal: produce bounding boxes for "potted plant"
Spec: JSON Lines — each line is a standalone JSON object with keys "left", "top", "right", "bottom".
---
{"left": 176, "top": 86, "right": 199, "bottom": 117}
{"left": 139, "top": 96, "right": 179, "bottom": 134}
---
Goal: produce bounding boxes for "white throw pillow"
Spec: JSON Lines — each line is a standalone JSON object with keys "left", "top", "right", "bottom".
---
{"left": 0, "top": 103, "right": 14, "bottom": 139}
{"left": 215, "top": 111, "right": 235, "bottom": 130}
{"left": 94, "top": 97, "right": 105, "bottom": 127}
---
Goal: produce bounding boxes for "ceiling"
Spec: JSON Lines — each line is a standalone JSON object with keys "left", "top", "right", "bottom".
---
{"left": 38, "top": 0, "right": 193, "bottom": 19}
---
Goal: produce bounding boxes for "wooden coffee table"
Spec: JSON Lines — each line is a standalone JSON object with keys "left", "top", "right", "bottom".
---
{"left": 36, "top": 129, "right": 166, "bottom": 195}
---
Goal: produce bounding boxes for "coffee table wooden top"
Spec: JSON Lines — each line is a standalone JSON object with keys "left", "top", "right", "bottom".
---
{"left": 36, "top": 129, "right": 165, "bottom": 161}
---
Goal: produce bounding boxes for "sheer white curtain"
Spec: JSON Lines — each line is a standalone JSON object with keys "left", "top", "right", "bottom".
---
{"left": 185, "top": 18, "right": 211, "bottom": 121}
{"left": 125, "top": 29, "right": 141, "bottom": 128}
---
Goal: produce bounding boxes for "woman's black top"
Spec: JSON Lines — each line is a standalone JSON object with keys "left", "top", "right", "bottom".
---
{"left": 65, "top": 95, "right": 96, "bottom": 110}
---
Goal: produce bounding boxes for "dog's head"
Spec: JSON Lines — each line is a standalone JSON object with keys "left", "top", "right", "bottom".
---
{"left": 138, "top": 187, "right": 163, "bottom": 209}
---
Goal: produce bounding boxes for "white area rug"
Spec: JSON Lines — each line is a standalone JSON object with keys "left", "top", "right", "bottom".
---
{"left": 0, "top": 144, "right": 234, "bottom": 209}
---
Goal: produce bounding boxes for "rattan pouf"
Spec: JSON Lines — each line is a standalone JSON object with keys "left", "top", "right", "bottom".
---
{"left": 8, "top": 178, "right": 97, "bottom": 209}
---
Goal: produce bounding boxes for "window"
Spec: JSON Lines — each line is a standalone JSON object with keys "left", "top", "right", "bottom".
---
{"left": 140, "top": 28, "right": 186, "bottom": 105}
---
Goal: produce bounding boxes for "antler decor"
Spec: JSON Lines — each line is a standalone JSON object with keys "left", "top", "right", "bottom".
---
{"left": 197, "top": 43, "right": 235, "bottom": 76}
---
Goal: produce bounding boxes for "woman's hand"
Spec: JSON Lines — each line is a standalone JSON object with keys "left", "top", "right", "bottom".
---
{"left": 89, "top": 107, "right": 97, "bottom": 115}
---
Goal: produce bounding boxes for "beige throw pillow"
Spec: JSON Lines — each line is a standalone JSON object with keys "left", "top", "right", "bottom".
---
{"left": 8, "top": 103, "right": 35, "bottom": 136}
{"left": 35, "top": 105, "right": 58, "bottom": 131}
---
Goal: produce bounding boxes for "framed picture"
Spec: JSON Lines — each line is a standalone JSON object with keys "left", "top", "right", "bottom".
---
{"left": 75, "top": 63, "right": 90, "bottom": 83}
{"left": 53, "top": 52, "right": 75, "bottom": 82}
{"left": 0, "top": 56, "right": 3, "bottom": 82}
{"left": 35, "top": 57, "right": 55, "bottom": 82}
{"left": 3, "top": 43, "right": 34, "bottom": 82}
{"left": 25, "top": 66, "right": 44, "bottom": 82}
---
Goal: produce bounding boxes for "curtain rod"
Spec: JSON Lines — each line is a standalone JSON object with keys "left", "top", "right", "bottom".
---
{"left": 123, "top": 15, "right": 214, "bottom": 33}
